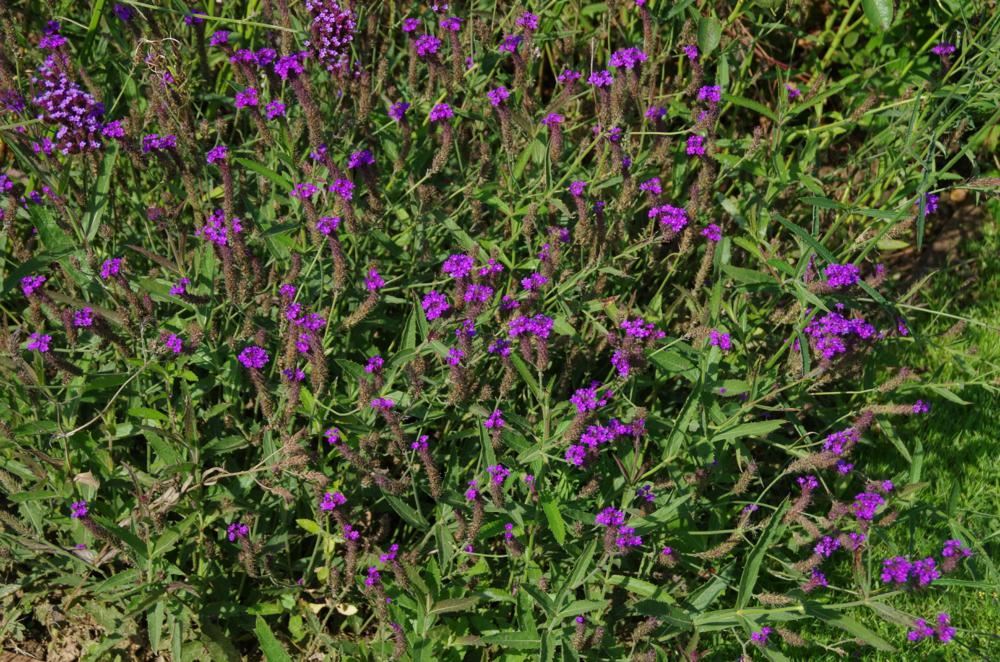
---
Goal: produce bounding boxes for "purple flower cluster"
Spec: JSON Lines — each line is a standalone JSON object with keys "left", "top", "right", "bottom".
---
{"left": 31, "top": 54, "right": 112, "bottom": 155}
{"left": 487, "top": 86, "right": 510, "bottom": 107}
{"left": 823, "top": 427, "right": 860, "bottom": 455}
{"left": 508, "top": 314, "right": 553, "bottom": 339}
{"left": 484, "top": 409, "right": 505, "bottom": 430}
{"left": 803, "top": 305, "right": 877, "bottom": 360}
{"left": 238, "top": 345, "right": 269, "bottom": 369}
{"left": 197, "top": 209, "right": 243, "bottom": 246}
{"left": 486, "top": 464, "right": 510, "bottom": 485}
{"left": 21, "top": 275, "right": 46, "bottom": 297}
{"left": 305, "top": 0, "right": 356, "bottom": 72}
{"left": 708, "top": 329, "right": 732, "bottom": 352}
{"left": 141, "top": 134, "right": 178, "bottom": 153}
{"left": 227, "top": 522, "right": 250, "bottom": 541}
{"left": 609, "top": 47, "right": 648, "bottom": 70}
{"left": 570, "top": 381, "right": 613, "bottom": 414}
{"left": 881, "top": 556, "right": 940, "bottom": 588}
{"left": 909, "top": 613, "right": 954, "bottom": 643}
{"left": 588, "top": 70, "right": 614, "bottom": 88}
{"left": 824, "top": 263, "right": 861, "bottom": 288}
{"left": 649, "top": 204, "right": 688, "bottom": 232}
{"left": 320, "top": 491, "right": 347, "bottom": 512}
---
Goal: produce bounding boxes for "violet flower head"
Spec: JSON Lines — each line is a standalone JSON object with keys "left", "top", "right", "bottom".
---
{"left": 708, "top": 329, "right": 732, "bottom": 352}
{"left": 520, "top": 272, "right": 548, "bottom": 291}
{"left": 484, "top": 409, "right": 505, "bottom": 430}
{"left": 615, "top": 526, "right": 642, "bottom": 550}
{"left": 912, "top": 399, "right": 930, "bottom": 414}
{"left": 364, "top": 268, "right": 385, "bottom": 292}
{"left": 265, "top": 100, "right": 286, "bottom": 120}
{"left": 701, "top": 224, "right": 723, "bottom": 242}
{"left": 328, "top": 178, "right": 355, "bottom": 200}
{"left": 26, "top": 333, "right": 51, "bottom": 353}
{"left": 389, "top": 101, "right": 410, "bottom": 122}
{"left": 100, "top": 258, "right": 122, "bottom": 280}
{"left": 401, "top": 18, "right": 420, "bottom": 34}
{"left": 113, "top": 4, "right": 134, "bottom": 21}
{"left": 516, "top": 12, "right": 539, "bottom": 31}
{"left": 422, "top": 290, "right": 450, "bottom": 320}
{"left": 304, "top": 0, "right": 356, "bottom": 72}
{"left": 921, "top": 193, "right": 939, "bottom": 215}
{"left": 649, "top": 204, "right": 688, "bottom": 232}
{"left": 234, "top": 87, "right": 259, "bottom": 109}
{"left": 141, "top": 134, "right": 178, "bottom": 153}
{"left": 370, "top": 397, "right": 394, "bottom": 411}
{"left": 70, "top": 500, "right": 88, "bottom": 519}
{"left": 686, "top": 135, "right": 706, "bottom": 156}
{"left": 498, "top": 34, "right": 523, "bottom": 54}
{"left": 162, "top": 333, "right": 183, "bottom": 354}
{"left": 750, "top": 626, "right": 772, "bottom": 647}
{"left": 487, "top": 86, "right": 511, "bottom": 107}
{"left": 73, "top": 307, "right": 94, "bottom": 328}
{"left": 697, "top": 85, "right": 722, "bottom": 103}
{"left": 442, "top": 254, "right": 474, "bottom": 279}
{"left": 343, "top": 523, "right": 360, "bottom": 540}
{"left": 324, "top": 427, "right": 342, "bottom": 445}
{"left": 209, "top": 30, "right": 230, "bottom": 47}
{"left": 571, "top": 382, "right": 613, "bottom": 414}
{"left": 636, "top": 484, "right": 655, "bottom": 503}
{"left": 365, "top": 355, "right": 384, "bottom": 374}
{"left": 464, "top": 284, "right": 493, "bottom": 303}
{"left": 645, "top": 105, "right": 667, "bottom": 121}
{"left": 786, "top": 83, "right": 801, "bottom": 99}
{"left": 814, "top": 536, "right": 841, "bottom": 558}
{"left": 683, "top": 44, "right": 699, "bottom": 60}
{"left": 410, "top": 435, "right": 429, "bottom": 451}
{"left": 320, "top": 491, "right": 347, "bottom": 512}
{"left": 464, "top": 479, "right": 478, "bottom": 501}
{"left": 639, "top": 177, "right": 662, "bottom": 195}
{"left": 446, "top": 347, "right": 464, "bottom": 366}
{"left": 273, "top": 52, "right": 307, "bottom": 79}
{"left": 568, "top": 180, "right": 587, "bottom": 197}
{"left": 440, "top": 16, "right": 462, "bottom": 32}
{"left": 487, "top": 464, "right": 510, "bottom": 486}
{"left": 316, "top": 216, "right": 341, "bottom": 236}
{"left": 908, "top": 619, "right": 934, "bottom": 642}
{"left": 238, "top": 345, "right": 269, "bottom": 369}
{"left": 595, "top": 507, "right": 625, "bottom": 527}
{"left": 931, "top": 42, "right": 956, "bottom": 57}
{"left": 227, "top": 521, "right": 249, "bottom": 542}
{"left": 429, "top": 103, "right": 454, "bottom": 123}
{"left": 935, "top": 613, "right": 955, "bottom": 643}
{"left": 824, "top": 263, "right": 861, "bottom": 288}
{"left": 290, "top": 182, "right": 318, "bottom": 200}
{"left": 365, "top": 566, "right": 381, "bottom": 586}
{"left": 798, "top": 475, "right": 819, "bottom": 491}
{"left": 852, "top": 491, "right": 885, "bottom": 521}
{"left": 557, "top": 68, "right": 581, "bottom": 84}
{"left": 941, "top": 539, "right": 972, "bottom": 558}
{"left": 282, "top": 367, "right": 306, "bottom": 382}
{"left": 588, "top": 70, "right": 614, "bottom": 88}
{"left": 348, "top": 149, "right": 375, "bottom": 169}
{"left": 609, "top": 47, "right": 647, "bottom": 70}
{"left": 414, "top": 34, "right": 442, "bottom": 58}
{"left": 21, "top": 275, "right": 46, "bottom": 298}
{"left": 206, "top": 144, "right": 228, "bottom": 164}
{"left": 508, "top": 314, "right": 553, "bottom": 339}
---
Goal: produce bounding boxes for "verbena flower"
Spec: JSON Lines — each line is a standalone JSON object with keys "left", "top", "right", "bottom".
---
{"left": 21, "top": 275, "right": 46, "bottom": 297}
{"left": 595, "top": 507, "right": 625, "bottom": 527}
{"left": 162, "top": 333, "right": 183, "bottom": 354}
{"left": 429, "top": 103, "right": 454, "bottom": 122}
{"left": 639, "top": 177, "right": 661, "bottom": 195}
{"left": 305, "top": 0, "right": 356, "bottom": 72}
{"left": 328, "top": 178, "right": 355, "bottom": 200}
{"left": 814, "top": 536, "right": 841, "bottom": 558}
{"left": 930, "top": 43, "right": 956, "bottom": 57}
{"left": 442, "top": 254, "right": 474, "bottom": 278}
{"left": 365, "top": 268, "right": 384, "bottom": 291}
{"left": 69, "top": 500, "right": 88, "bottom": 519}
{"left": 484, "top": 409, "right": 505, "bottom": 430}
{"left": 697, "top": 85, "right": 722, "bottom": 103}
{"left": 291, "top": 182, "right": 318, "bottom": 199}
{"left": 750, "top": 626, "right": 772, "bottom": 647}
{"left": 348, "top": 149, "right": 374, "bottom": 169}
{"left": 824, "top": 263, "right": 860, "bottom": 288}
{"left": 316, "top": 216, "right": 341, "bottom": 235}
{"left": 422, "top": 291, "right": 450, "bottom": 320}
{"left": 141, "top": 134, "right": 178, "bottom": 152}
{"left": 570, "top": 381, "right": 612, "bottom": 413}
{"left": 588, "top": 70, "right": 613, "bottom": 88}
{"left": 238, "top": 345, "right": 269, "bottom": 369}
{"left": 389, "top": 101, "right": 410, "bottom": 122}
{"left": 649, "top": 204, "right": 688, "bottom": 232}
{"left": 941, "top": 539, "right": 971, "bottom": 558}
{"left": 686, "top": 135, "right": 706, "bottom": 156}
{"left": 852, "top": 491, "right": 884, "bottom": 521}
{"left": 206, "top": 144, "right": 228, "bottom": 164}
{"left": 609, "top": 47, "right": 647, "bottom": 69}
{"left": 209, "top": 30, "right": 229, "bottom": 47}
{"left": 701, "top": 224, "right": 722, "bottom": 241}
{"left": 498, "top": 34, "right": 523, "bottom": 54}
{"left": 27, "top": 333, "right": 51, "bottom": 353}
{"left": 227, "top": 522, "right": 249, "bottom": 541}
{"left": 415, "top": 34, "right": 442, "bottom": 58}
{"left": 516, "top": 12, "right": 539, "bottom": 31}
{"left": 73, "top": 308, "right": 94, "bottom": 328}
{"left": 100, "top": 257, "right": 122, "bottom": 280}
{"left": 487, "top": 464, "right": 510, "bottom": 485}
{"left": 568, "top": 180, "right": 587, "bottom": 196}
{"left": 557, "top": 68, "right": 581, "bottom": 84}
{"left": 708, "top": 329, "right": 732, "bottom": 352}
{"left": 265, "top": 100, "right": 286, "bottom": 119}
{"left": 320, "top": 491, "right": 347, "bottom": 511}
{"left": 401, "top": 18, "right": 420, "bottom": 34}
{"left": 487, "top": 86, "right": 510, "bottom": 107}
{"left": 683, "top": 44, "right": 699, "bottom": 60}
{"left": 440, "top": 16, "right": 462, "bottom": 32}
{"left": 324, "top": 428, "right": 342, "bottom": 444}
{"left": 636, "top": 484, "right": 655, "bottom": 502}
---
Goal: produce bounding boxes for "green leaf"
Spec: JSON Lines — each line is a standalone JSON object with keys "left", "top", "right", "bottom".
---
{"left": 697, "top": 17, "right": 723, "bottom": 57}
{"left": 722, "top": 265, "right": 777, "bottom": 285}
{"left": 541, "top": 497, "right": 567, "bottom": 545}
{"left": 430, "top": 597, "right": 479, "bottom": 614}
{"left": 296, "top": 519, "right": 322, "bottom": 535}
{"left": 803, "top": 603, "right": 894, "bottom": 652}
{"left": 723, "top": 94, "right": 778, "bottom": 123}
{"left": 649, "top": 350, "right": 695, "bottom": 374}
{"left": 736, "top": 500, "right": 789, "bottom": 609}
{"left": 861, "top": 0, "right": 893, "bottom": 31}
{"left": 254, "top": 616, "right": 294, "bottom": 662}
{"left": 234, "top": 157, "right": 292, "bottom": 190}
{"left": 712, "top": 419, "right": 785, "bottom": 442}
{"left": 478, "top": 631, "right": 541, "bottom": 649}
{"left": 85, "top": 145, "right": 118, "bottom": 241}
{"left": 381, "top": 492, "right": 429, "bottom": 529}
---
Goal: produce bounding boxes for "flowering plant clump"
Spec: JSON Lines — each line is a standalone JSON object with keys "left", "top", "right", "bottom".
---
{"left": 0, "top": 2, "right": 995, "bottom": 660}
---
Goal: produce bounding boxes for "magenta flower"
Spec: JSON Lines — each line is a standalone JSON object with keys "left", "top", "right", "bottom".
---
{"left": 365, "top": 267, "right": 385, "bottom": 291}
{"left": 931, "top": 42, "right": 956, "bottom": 57}
{"left": 639, "top": 177, "right": 661, "bottom": 195}
{"left": 389, "top": 101, "right": 410, "bottom": 122}
{"left": 440, "top": 16, "right": 462, "bottom": 32}
{"left": 429, "top": 103, "right": 454, "bottom": 123}
{"left": 708, "top": 329, "right": 732, "bottom": 352}
{"left": 411, "top": 435, "right": 429, "bottom": 451}
{"left": 316, "top": 216, "right": 341, "bottom": 235}
{"left": 21, "top": 275, "right": 46, "bottom": 297}
{"left": 305, "top": 0, "right": 356, "bottom": 72}
{"left": 587, "top": 70, "right": 614, "bottom": 88}
{"left": 516, "top": 12, "right": 539, "bottom": 31}
{"left": 446, "top": 346, "right": 464, "bottom": 366}
{"left": 697, "top": 85, "right": 722, "bottom": 103}
{"left": 290, "top": 182, "right": 318, "bottom": 199}
{"left": 487, "top": 86, "right": 510, "bottom": 107}
{"left": 227, "top": 521, "right": 249, "bottom": 541}
{"left": 238, "top": 345, "right": 269, "bottom": 369}
{"left": 852, "top": 491, "right": 885, "bottom": 521}
{"left": 422, "top": 290, "right": 450, "bottom": 320}
{"left": 206, "top": 144, "right": 228, "bottom": 164}
{"left": 442, "top": 254, "right": 474, "bottom": 278}
{"left": 484, "top": 409, "right": 505, "bottom": 430}
{"left": 785, "top": 83, "right": 801, "bottom": 99}
{"left": 69, "top": 500, "right": 88, "bottom": 519}
{"left": 320, "top": 491, "right": 347, "bottom": 512}
{"left": 520, "top": 272, "right": 548, "bottom": 291}
{"left": 401, "top": 18, "right": 420, "bottom": 34}
{"left": 324, "top": 428, "right": 342, "bottom": 444}
{"left": 328, "top": 178, "right": 355, "bottom": 200}
{"left": 750, "top": 626, "right": 772, "bottom": 647}
{"left": 498, "top": 34, "right": 523, "bottom": 54}
{"left": 100, "top": 257, "right": 122, "bottom": 280}
{"left": 370, "top": 397, "right": 394, "bottom": 410}
{"left": 365, "top": 566, "right": 381, "bottom": 586}
{"left": 645, "top": 105, "right": 667, "bottom": 121}
{"left": 824, "top": 263, "right": 861, "bottom": 288}
{"left": 265, "top": 100, "right": 286, "bottom": 119}
{"left": 686, "top": 135, "right": 706, "bottom": 156}
{"left": 595, "top": 507, "right": 625, "bottom": 527}
{"left": 570, "top": 382, "right": 612, "bottom": 413}
{"left": 27, "top": 332, "right": 52, "bottom": 353}
{"left": 609, "top": 47, "right": 647, "bottom": 70}
{"left": 941, "top": 539, "right": 971, "bottom": 558}
{"left": 487, "top": 464, "right": 510, "bottom": 485}
{"left": 162, "top": 333, "right": 183, "bottom": 354}
{"left": 557, "top": 68, "right": 581, "bottom": 84}
{"left": 234, "top": 87, "right": 259, "bottom": 109}
{"left": 683, "top": 44, "right": 699, "bottom": 60}
{"left": 541, "top": 113, "right": 564, "bottom": 126}
{"left": 414, "top": 34, "right": 441, "bottom": 58}
{"left": 73, "top": 307, "right": 94, "bottom": 328}
{"left": 701, "top": 224, "right": 723, "bottom": 242}
{"left": 568, "top": 180, "right": 587, "bottom": 196}
{"left": 364, "top": 355, "right": 384, "bottom": 374}
{"left": 814, "top": 536, "right": 841, "bottom": 558}
{"left": 648, "top": 204, "right": 688, "bottom": 232}
{"left": 348, "top": 149, "right": 374, "bottom": 169}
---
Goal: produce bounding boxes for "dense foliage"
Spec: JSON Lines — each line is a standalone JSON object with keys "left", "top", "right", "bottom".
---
{"left": 0, "top": 1, "right": 997, "bottom": 660}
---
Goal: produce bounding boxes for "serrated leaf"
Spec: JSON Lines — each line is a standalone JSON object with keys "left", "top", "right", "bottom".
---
{"left": 697, "top": 17, "right": 723, "bottom": 57}
{"left": 541, "top": 497, "right": 566, "bottom": 545}
{"left": 861, "top": 0, "right": 893, "bottom": 31}
{"left": 255, "top": 616, "right": 294, "bottom": 662}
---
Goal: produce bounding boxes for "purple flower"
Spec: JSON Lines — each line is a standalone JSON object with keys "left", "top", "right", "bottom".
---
{"left": 595, "top": 507, "right": 625, "bottom": 527}
{"left": 557, "top": 69, "right": 581, "bottom": 84}
{"left": 73, "top": 308, "right": 94, "bottom": 328}
{"left": 516, "top": 12, "right": 539, "bottom": 31}
{"left": 520, "top": 272, "right": 548, "bottom": 291}
{"left": 570, "top": 382, "right": 612, "bottom": 414}
{"left": 931, "top": 42, "right": 956, "bottom": 57}
{"left": 305, "top": 0, "right": 356, "bottom": 72}
{"left": 141, "top": 134, "right": 178, "bottom": 153}
{"left": 824, "top": 263, "right": 861, "bottom": 288}
{"left": 588, "top": 70, "right": 614, "bottom": 88}
{"left": 912, "top": 557, "right": 940, "bottom": 586}
{"left": 283, "top": 367, "right": 306, "bottom": 382}
{"left": 568, "top": 180, "right": 587, "bottom": 196}
{"left": 343, "top": 523, "right": 360, "bottom": 540}
{"left": 328, "top": 178, "right": 355, "bottom": 200}
{"left": 184, "top": 10, "right": 205, "bottom": 25}
{"left": 487, "top": 86, "right": 510, "bottom": 107}
{"left": 389, "top": 101, "right": 410, "bottom": 122}
{"left": 274, "top": 52, "right": 307, "bottom": 79}
{"left": 750, "top": 626, "right": 772, "bottom": 646}
{"left": 21, "top": 275, "right": 46, "bottom": 298}
{"left": 697, "top": 85, "right": 722, "bottom": 103}
{"left": 27, "top": 332, "right": 52, "bottom": 353}
{"left": 446, "top": 347, "right": 464, "bottom": 366}
{"left": 814, "top": 536, "right": 841, "bottom": 558}
{"left": 429, "top": 103, "right": 454, "bottom": 123}
{"left": 206, "top": 144, "right": 228, "bottom": 164}
{"left": 324, "top": 428, "right": 341, "bottom": 444}
{"left": 708, "top": 329, "right": 732, "bottom": 352}
{"left": 645, "top": 105, "right": 667, "bottom": 121}
{"left": 798, "top": 475, "right": 819, "bottom": 491}
{"left": 265, "top": 100, "right": 286, "bottom": 120}
{"left": 487, "top": 464, "right": 510, "bottom": 486}
{"left": 941, "top": 539, "right": 971, "bottom": 558}
{"left": 402, "top": 17, "right": 420, "bottom": 33}
{"left": 488, "top": 338, "right": 511, "bottom": 357}
{"left": 508, "top": 314, "right": 553, "bottom": 339}
{"left": 636, "top": 484, "right": 655, "bottom": 503}
{"left": 440, "top": 16, "right": 462, "bottom": 32}
{"left": 70, "top": 500, "right": 88, "bottom": 519}
{"left": 113, "top": 4, "right": 134, "bottom": 21}
{"left": 291, "top": 182, "right": 318, "bottom": 200}
{"left": 421, "top": 291, "right": 450, "bottom": 320}
{"left": 786, "top": 83, "right": 801, "bottom": 99}
{"left": 683, "top": 44, "right": 699, "bottom": 60}
{"left": 415, "top": 34, "right": 442, "bottom": 57}
{"left": 615, "top": 526, "right": 642, "bottom": 550}
{"left": 852, "top": 491, "right": 885, "bottom": 521}
{"left": 365, "top": 268, "right": 385, "bottom": 292}
{"left": 921, "top": 193, "right": 939, "bottom": 215}
{"left": 227, "top": 522, "right": 249, "bottom": 541}
{"left": 484, "top": 409, "right": 505, "bottom": 430}
{"left": 162, "top": 333, "right": 183, "bottom": 354}
{"left": 836, "top": 460, "right": 854, "bottom": 474}
{"left": 464, "top": 479, "right": 478, "bottom": 501}
{"left": 315, "top": 216, "right": 341, "bottom": 236}
{"left": 498, "top": 34, "right": 523, "bottom": 54}
{"left": 238, "top": 345, "right": 269, "bottom": 369}
{"left": 464, "top": 284, "right": 494, "bottom": 303}
{"left": 370, "top": 397, "right": 394, "bottom": 411}
{"left": 365, "top": 355, "right": 384, "bottom": 374}
{"left": 609, "top": 47, "right": 647, "bottom": 70}
{"left": 365, "top": 566, "right": 381, "bottom": 586}
{"left": 935, "top": 613, "right": 955, "bottom": 643}
{"left": 701, "top": 224, "right": 722, "bottom": 242}
{"left": 320, "top": 491, "right": 347, "bottom": 511}
{"left": 686, "top": 135, "right": 706, "bottom": 156}
{"left": 442, "top": 254, "right": 474, "bottom": 278}
{"left": 541, "top": 113, "right": 564, "bottom": 127}
{"left": 348, "top": 149, "right": 375, "bottom": 169}
{"left": 100, "top": 258, "right": 122, "bottom": 280}
{"left": 234, "top": 88, "right": 259, "bottom": 109}
{"left": 639, "top": 177, "right": 662, "bottom": 195}
{"left": 209, "top": 30, "right": 230, "bottom": 47}
{"left": 648, "top": 204, "right": 688, "bottom": 232}
{"left": 908, "top": 618, "right": 934, "bottom": 642}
